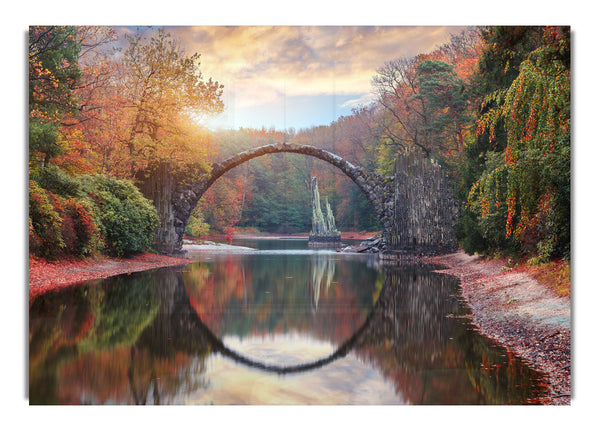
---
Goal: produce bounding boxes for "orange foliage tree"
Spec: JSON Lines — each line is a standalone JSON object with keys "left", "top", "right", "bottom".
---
{"left": 119, "top": 27, "right": 223, "bottom": 176}
{"left": 55, "top": 27, "right": 223, "bottom": 179}
{"left": 371, "top": 28, "right": 481, "bottom": 163}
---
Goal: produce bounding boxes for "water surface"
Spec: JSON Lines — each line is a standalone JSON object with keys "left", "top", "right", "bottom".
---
{"left": 29, "top": 239, "right": 548, "bottom": 404}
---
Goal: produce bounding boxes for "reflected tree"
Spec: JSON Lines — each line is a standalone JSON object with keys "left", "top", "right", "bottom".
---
{"left": 92, "top": 273, "right": 159, "bottom": 348}
{"left": 352, "top": 264, "right": 547, "bottom": 404}
{"left": 29, "top": 259, "right": 547, "bottom": 405}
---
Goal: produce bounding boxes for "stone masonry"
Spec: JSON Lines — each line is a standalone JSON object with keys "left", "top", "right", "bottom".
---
{"left": 138, "top": 143, "right": 457, "bottom": 257}
{"left": 384, "top": 148, "right": 459, "bottom": 256}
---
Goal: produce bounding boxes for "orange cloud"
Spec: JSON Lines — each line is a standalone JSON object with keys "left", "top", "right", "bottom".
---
{"left": 169, "top": 26, "right": 467, "bottom": 100}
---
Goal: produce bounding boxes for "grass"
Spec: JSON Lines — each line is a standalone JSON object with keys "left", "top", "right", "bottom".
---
{"left": 523, "top": 259, "right": 571, "bottom": 298}
{"left": 483, "top": 249, "right": 571, "bottom": 298}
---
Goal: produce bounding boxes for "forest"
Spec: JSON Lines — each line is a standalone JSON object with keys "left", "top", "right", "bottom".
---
{"left": 28, "top": 26, "right": 570, "bottom": 265}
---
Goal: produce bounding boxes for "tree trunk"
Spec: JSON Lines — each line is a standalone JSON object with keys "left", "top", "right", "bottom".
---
{"left": 137, "top": 161, "right": 181, "bottom": 256}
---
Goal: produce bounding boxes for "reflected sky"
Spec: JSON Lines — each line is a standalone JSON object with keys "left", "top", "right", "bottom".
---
{"left": 179, "top": 334, "right": 403, "bottom": 405}
{"left": 29, "top": 240, "right": 548, "bottom": 405}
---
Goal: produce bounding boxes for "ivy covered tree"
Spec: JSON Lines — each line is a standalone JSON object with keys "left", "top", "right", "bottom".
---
{"left": 456, "top": 26, "right": 552, "bottom": 256}
{"left": 468, "top": 27, "right": 570, "bottom": 261}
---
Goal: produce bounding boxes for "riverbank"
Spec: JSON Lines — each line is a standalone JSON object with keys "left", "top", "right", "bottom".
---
{"left": 28, "top": 252, "right": 191, "bottom": 300}
{"left": 426, "top": 251, "right": 571, "bottom": 405}
{"left": 183, "top": 239, "right": 257, "bottom": 251}
{"left": 28, "top": 239, "right": 277, "bottom": 299}
{"left": 27, "top": 235, "right": 344, "bottom": 299}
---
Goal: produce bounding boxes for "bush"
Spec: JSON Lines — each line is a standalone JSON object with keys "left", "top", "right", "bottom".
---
{"left": 29, "top": 180, "right": 64, "bottom": 258}
{"left": 29, "top": 179, "right": 103, "bottom": 258}
{"left": 185, "top": 207, "right": 210, "bottom": 237}
{"left": 63, "top": 198, "right": 104, "bottom": 256}
{"left": 456, "top": 210, "right": 486, "bottom": 255}
{"left": 28, "top": 218, "right": 42, "bottom": 254}
{"left": 80, "top": 175, "right": 159, "bottom": 256}
{"left": 30, "top": 165, "right": 82, "bottom": 198}
{"left": 29, "top": 171, "right": 158, "bottom": 258}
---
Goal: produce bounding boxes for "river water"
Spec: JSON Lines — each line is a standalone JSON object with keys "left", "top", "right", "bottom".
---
{"left": 29, "top": 239, "right": 548, "bottom": 405}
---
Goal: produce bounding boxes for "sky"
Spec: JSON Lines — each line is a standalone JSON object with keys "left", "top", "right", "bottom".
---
{"left": 118, "top": 26, "right": 469, "bottom": 131}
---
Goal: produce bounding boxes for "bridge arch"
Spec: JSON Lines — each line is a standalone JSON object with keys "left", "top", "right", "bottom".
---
{"left": 204, "top": 143, "right": 388, "bottom": 212}
{"left": 142, "top": 142, "right": 395, "bottom": 255}
{"left": 186, "top": 291, "right": 379, "bottom": 375}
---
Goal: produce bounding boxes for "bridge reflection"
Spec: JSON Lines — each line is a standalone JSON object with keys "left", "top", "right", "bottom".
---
{"left": 138, "top": 265, "right": 378, "bottom": 375}
{"left": 141, "top": 262, "right": 459, "bottom": 376}
{"left": 29, "top": 259, "right": 548, "bottom": 405}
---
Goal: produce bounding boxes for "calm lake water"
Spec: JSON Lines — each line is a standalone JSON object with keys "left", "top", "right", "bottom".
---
{"left": 29, "top": 239, "right": 548, "bottom": 405}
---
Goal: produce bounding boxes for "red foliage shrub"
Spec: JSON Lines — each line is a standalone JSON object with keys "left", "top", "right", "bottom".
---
{"left": 29, "top": 180, "right": 102, "bottom": 259}
{"left": 65, "top": 199, "right": 102, "bottom": 256}
{"left": 224, "top": 226, "right": 235, "bottom": 244}
{"left": 60, "top": 210, "right": 78, "bottom": 255}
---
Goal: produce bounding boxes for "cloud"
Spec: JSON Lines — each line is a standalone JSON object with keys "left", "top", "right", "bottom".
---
{"left": 338, "top": 93, "right": 376, "bottom": 109}
{"left": 169, "top": 26, "right": 466, "bottom": 95}
{"left": 118, "top": 25, "right": 468, "bottom": 128}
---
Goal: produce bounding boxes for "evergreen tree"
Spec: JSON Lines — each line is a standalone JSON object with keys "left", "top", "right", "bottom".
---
{"left": 29, "top": 26, "right": 82, "bottom": 167}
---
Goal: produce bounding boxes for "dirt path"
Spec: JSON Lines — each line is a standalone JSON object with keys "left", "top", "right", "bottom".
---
{"left": 426, "top": 251, "right": 571, "bottom": 405}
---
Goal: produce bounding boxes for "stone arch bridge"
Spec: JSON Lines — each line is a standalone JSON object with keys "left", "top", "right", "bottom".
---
{"left": 138, "top": 142, "right": 458, "bottom": 256}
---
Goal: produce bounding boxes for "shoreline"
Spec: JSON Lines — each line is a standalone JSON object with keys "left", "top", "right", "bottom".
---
{"left": 425, "top": 251, "right": 571, "bottom": 405}
{"left": 28, "top": 252, "right": 191, "bottom": 300}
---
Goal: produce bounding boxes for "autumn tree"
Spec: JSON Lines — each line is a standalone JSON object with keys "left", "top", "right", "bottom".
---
{"left": 467, "top": 27, "right": 570, "bottom": 261}
{"left": 371, "top": 56, "right": 424, "bottom": 153}
{"left": 119, "top": 27, "right": 224, "bottom": 175}
{"left": 413, "top": 59, "right": 469, "bottom": 155}
{"left": 28, "top": 27, "right": 165, "bottom": 259}
{"left": 53, "top": 27, "right": 125, "bottom": 175}
{"left": 371, "top": 34, "right": 478, "bottom": 162}
{"left": 332, "top": 112, "right": 379, "bottom": 169}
